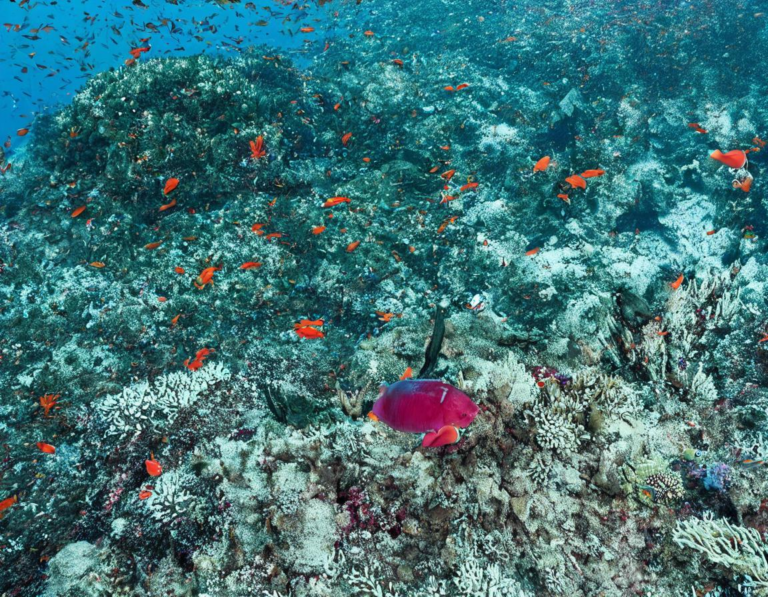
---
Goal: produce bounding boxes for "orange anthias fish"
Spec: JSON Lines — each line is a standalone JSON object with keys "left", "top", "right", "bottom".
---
{"left": 400, "top": 366, "right": 413, "bottom": 380}
{"left": 687, "top": 123, "right": 708, "bottom": 134}
{"left": 710, "top": 149, "right": 747, "bottom": 169}
{"left": 294, "top": 319, "right": 324, "bottom": 329}
{"left": 460, "top": 182, "right": 479, "bottom": 192}
{"left": 194, "top": 266, "right": 221, "bottom": 289}
{"left": 557, "top": 193, "right": 571, "bottom": 204}
{"left": 341, "top": 132, "right": 353, "bottom": 146}
{"left": 441, "top": 169, "right": 456, "bottom": 181}
{"left": 184, "top": 348, "right": 214, "bottom": 371}
{"left": 36, "top": 442, "right": 56, "bottom": 454}
{"left": 138, "top": 490, "right": 153, "bottom": 500}
{"left": 145, "top": 455, "right": 162, "bottom": 477}
{"left": 39, "top": 393, "right": 60, "bottom": 417}
{"left": 159, "top": 198, "right": 177, "bottom": 211}
{"left": 71, "top": 205, "right": 86, "bottom": 218}
{"left": 533, "top": 156, "right": 550, "bottom": 172}
{"left": 250, "top": 136, "right": 266, "bottom": 159}
{"left": 733, "top": 173, "right": 753, "bottom": 192}
{"left": 525, "top": 247, "right": 540, "bottom": 256}
{"left": 565, "top": 175, "right": 587, "bottom": 189}
{"left": 323, "top": 196, "right": 351, "bottom": 208}
{"left": 0, "top": 495, "right": 18, "bottom": 518}
{"left": 294, "top": 319, "right": 324, "bottom": 339}
{"left": 90, "top": 261, "right": 105, "bottom": 268}
{"left": 670, "top": 274, "right": 684, "bottom": 290}
{"left": 145, "top": 241, "right": 163, "bottom": 250}
{"left": 581, "top": 169, "right": 605, "bottom": 178}
{"left": 17, "top": 128, "right": 29, "bottom": 136}
{"left": 299, "top": 26, "right": 315, "bottom": 33}
{"left": 240, "top": 261, "right": 263, "bottom": 270}
{"left": 312, "top": 225, "right": 326, "bottom": 235}
{"left": 296, "top": 326, "right": 324, "bottom": 339}
{"left": 163, "top": 178, "right": 179, "bottom": 195}
{"left": 174, "top": 266, "right": 185, "bottom": 274}
{"left": 437, "top": 216, "right": 459, "bottom": 234}
{"left": 455, "top": 83, "right": 470, "bottom": 90}
{"left": 346, "top": 240, "right": 361, "bottom": 253}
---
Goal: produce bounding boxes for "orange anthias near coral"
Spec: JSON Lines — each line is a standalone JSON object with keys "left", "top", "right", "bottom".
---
{"left": 250, "top": 135, "right": 266, "bottom": 159}
{"left": 194, "top": 265, "right": 222, "bottom": 289}
{"left": 184, "top": 348, "right": 214, "bottom": 371}
{"left": 39, "top": 393, "right": 61, "bottom": 417}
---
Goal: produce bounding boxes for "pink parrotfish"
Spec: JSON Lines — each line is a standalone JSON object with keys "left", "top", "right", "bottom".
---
{"left": 368, "top": 379, "right": 479, "bottom": 448}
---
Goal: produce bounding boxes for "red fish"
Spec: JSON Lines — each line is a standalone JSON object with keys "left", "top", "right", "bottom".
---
{"left": 145, "top": 456, "right": 162, "bottom": 477}
{"left": 184, "top": 348, "right": 213, "bottom": 371}
{"left": 294, "top": 319, "right": 324, "bottom": 329}
{"left": 36, "top": 442, "right": 56, "bottom": 454}
{"left": 312, "top": 225, "right": 326, "bottom": 235}
{"left": 71, "top": 205, "right": 86, "bottom": 218}
{"left": 250, "top": 136, "right": 266, "bottom": 159}
{"left": 163, "top": 178, "right": 179, "bottom": 195}
{"left": 129, "top": 46, "right": 150, "bottom": 58}
{"left": 144, "top": 241, "right": 163, "bottom": 250}
{"left": 368, "top": 380, "right": 479, "bottom": 447}
{"left": 710, "top": 149, "right": 747, "bottom": 169}
{"left": 323, "top": 196, "right": 350, "bottom": 208}
{"left": 441, "top": 169, "right": 456, "bottom": 181}
{"left": 687, "top": 123, "right": 708, "bottom": 134}
{"left": 296, "top": 326, "right": 324, "bottom": 339}
{"left": 17, "top": 128, "right": 29, "bottom": 136}
{"left": 557, "top": 193, "right": 570, "bottom": 204}
{"left": 455, "top": 83, "right": 469, "bottom": 90}
{"left": 346, "top": 240, "right": 361, "bottom": 252}
{"left": 138, "top": 490, "right": 152, "bottom": 500}
{"left": 194, "top": 266, "right": 221, "bottom": 289}
{"left": 670, "top": 274, "right": 684, "bottom": 290}
{"left": 0, "top": 495, "right": 18, "bottom": 517}
{"left": 240, "top": 261, "right": 263, "bottom": 269}
{"left": 341, "top": 132, "right": 352, "bottom": 146}
{"left": 159, "top": 198, "right": 176, "bottom": 211}
{"left": 399, "top": 366, "right": 413, "bottom": 380}
{"left": 533, "top": 156, "right": 550, "bottom": 172}
{"left": 39, "top": 393, "right": 60, "bottom": 417}
{"left": 581, "top": 169, "right": 605, "bottom": 178}
{"left": 565, "top": 175, "right": 587, "bottom": 189}
{"left": 422, "top": 424, "right": 460, "bottom": 448}
{"left": 174, "top": 266, "right": 185, "bottom": 274}
{"left": 525, "top": 247, "right": 540, "bottom": 256}
{"left": 460, "top": 182, "right": 479, "bottom": 192}
{"left": 733, "top": 173, "right": 753, "bottom": 192}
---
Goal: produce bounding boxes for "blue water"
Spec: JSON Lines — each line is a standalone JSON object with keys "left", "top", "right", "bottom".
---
{"left": 0, "top": 0, "right": 327, "bottom": 146}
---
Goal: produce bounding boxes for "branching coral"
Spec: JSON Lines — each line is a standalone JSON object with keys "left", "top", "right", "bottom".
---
{"left": 673, "top": 512, "right": 768, "bottom": 590}
{"left": 96, "top": 363, "right": 230, "bottom": 438}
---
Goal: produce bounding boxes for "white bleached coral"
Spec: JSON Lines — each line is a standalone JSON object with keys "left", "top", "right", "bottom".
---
{"left": 96, "top": 362, "right": 231, "bottom": 438}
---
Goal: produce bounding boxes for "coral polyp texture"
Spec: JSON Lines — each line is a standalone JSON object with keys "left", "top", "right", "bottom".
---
{"left": 1, "top": 0, "right": 768, "bottom": 596}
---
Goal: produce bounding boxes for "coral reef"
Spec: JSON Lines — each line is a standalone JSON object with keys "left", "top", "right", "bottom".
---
{"left": 1, "top": 1, "right": 768, "bottom": 596}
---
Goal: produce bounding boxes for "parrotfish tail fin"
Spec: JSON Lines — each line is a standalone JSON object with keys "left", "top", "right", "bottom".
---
{"left": 422, "top": 425, "right": 460, "bottom": 448}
